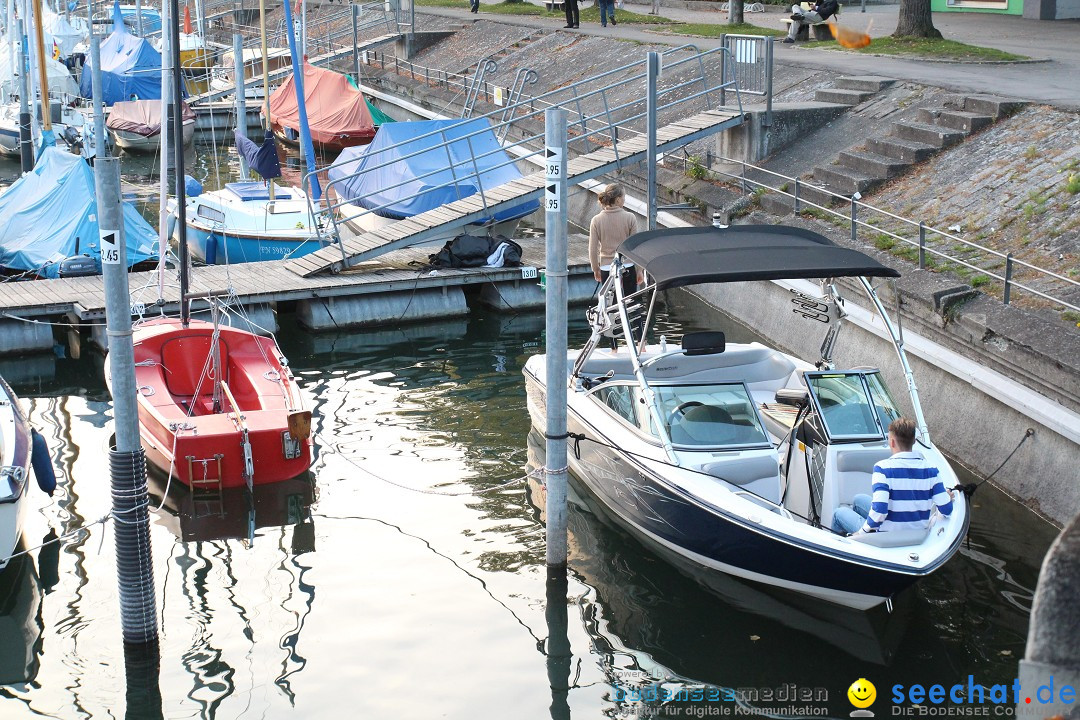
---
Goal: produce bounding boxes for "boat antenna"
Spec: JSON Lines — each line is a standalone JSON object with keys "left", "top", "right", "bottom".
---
{"left": 169, "top": 0, "right": 189, "bottom": 325}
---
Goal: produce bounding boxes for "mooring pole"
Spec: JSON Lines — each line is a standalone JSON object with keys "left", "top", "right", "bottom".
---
{"left": 351, "top": 4, "right": 360, "bottom": 82}
{"left": 1018, "top": 512, "right": 1080, "bottom": 720}
{"left": 135, "top": 0, "right": 143, "bottom": 36}
{"left": 646, "top": 51, "right": 659, "bottom": 231}
{"left": 233, "top": 33, "right": 249, "bottom": 176}
{"left": 16, "top": 18, "right": 31, "bottom": 172}
{"left": 91, "top": 36, "right": 159, "bottom": 647}
{"left": 544, "top": 106, "right": 569, "bottom": 577}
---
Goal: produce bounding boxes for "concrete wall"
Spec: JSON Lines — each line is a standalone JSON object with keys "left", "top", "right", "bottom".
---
{"left": 679, "top": 280, "right": 1080, "bottom": 525}
{"left": 716, "top": 102, "right": 848, "bottom": 165}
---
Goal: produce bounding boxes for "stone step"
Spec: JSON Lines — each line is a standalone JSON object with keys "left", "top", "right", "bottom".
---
{"left": 961, "top": 94, "right": 1026, "bottom": 119}
{"left": 838, "top": 149, "right": 910, "bottom": 178}
{"left": 867, "top": 136, "right": 939, "bottom": 163}
{"left": 836, "top": 75, "right": 896, "bottom": 93}
{"left": 890, "top": 121, "right": 965, "bottom": 149}
{"left": 815, "top": 88, "right": 874, "bottom": 106}
{"left": 916, "top": 106, "right": 994, "bottom": 134}
{"left": 812, "top": 164, "right": 882, "bottom": 195}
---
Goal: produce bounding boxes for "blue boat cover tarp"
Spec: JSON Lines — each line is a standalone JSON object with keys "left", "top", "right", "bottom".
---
{"left": 79, "top": 25, "right": 162, "bottom": 105}
{"left": 327, "top": 118, "right": 539, "bottom": 222}
{"left": 0, "top": 147, "right": 157, "bottom": 278}
{"left": 225, "top": 182, "right": 293, "bottom": 201}
{"left": 234, "top": 130, "right": 282, "bottom": 180}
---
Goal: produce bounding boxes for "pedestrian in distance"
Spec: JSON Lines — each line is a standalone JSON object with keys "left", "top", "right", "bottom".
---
{"left": 783, "top": 0, "right": 838, "bottom": 43}
{"left": 564, "top": 0, "right": 580, "bottom": 28}
{"left": 470, "top": 0, "right": 479, "bottom": 12}
{"left": 599, "top": 0, "right": 617, "bottom": 27}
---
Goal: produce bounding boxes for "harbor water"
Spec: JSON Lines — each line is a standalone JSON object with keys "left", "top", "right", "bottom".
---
{"left": 0, "top": 299, "right": 1059, "bottom": 718}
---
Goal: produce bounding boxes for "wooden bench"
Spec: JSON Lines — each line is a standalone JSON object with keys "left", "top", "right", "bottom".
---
{"left": 780, "top": 4, "right": 841, "bottom": 41}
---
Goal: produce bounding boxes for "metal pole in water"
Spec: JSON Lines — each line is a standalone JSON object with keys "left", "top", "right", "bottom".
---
{"left": 545, "top": 570, "right": 572, "bottom": 720}
{"left": 16, "top": 18, "right": 31, "bottom": 172}
{"left": 233, "top": 33, "right": 248, "bottom": 176}
{"left": 352, "top": 4, "right": 359, "bottom": 82}
{"left": 91, "top": 42, "right": 159, "bottom": 646}
{"left": 135, "top": 0, "right": 143, "bottom": 36}
{"left": 646, "top": 51, "right": 659, "bottom": 232}
{"left": 155, "top": 2, "right": 170, "bottom": 303}
{"left": 544, "top": 106, "right": 568, "bottom": 576}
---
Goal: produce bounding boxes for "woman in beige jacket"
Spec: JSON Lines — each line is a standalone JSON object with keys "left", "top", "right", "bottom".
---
{"left": 588, "top": 183, "right": 638, "bottom": 295}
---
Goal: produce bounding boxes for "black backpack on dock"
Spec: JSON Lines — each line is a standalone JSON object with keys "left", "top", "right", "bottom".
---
{"left": 427, "top": 234, "right": 523, "bottom": 269}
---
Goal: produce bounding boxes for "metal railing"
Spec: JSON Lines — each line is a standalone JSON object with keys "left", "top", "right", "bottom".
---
{"left": 705, "top": 156, "right": 1080, "bottom": 313}
{"left": 303, "top": 46, "right": 745, "bottom": 261}
{"left": 720, "top": 33, "right": 773, "bottom": 124}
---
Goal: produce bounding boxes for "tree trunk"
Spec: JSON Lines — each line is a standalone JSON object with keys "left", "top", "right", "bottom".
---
{"left": 893, "top": 0, "right": 942, "bottom": 38}
{"left": 729, "top": 0, "right": 744, "bottom": 25}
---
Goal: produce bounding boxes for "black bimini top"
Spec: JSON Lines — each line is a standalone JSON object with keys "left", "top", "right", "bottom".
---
{"left": 618, "top": 225, "right": 900, "bottom": 290}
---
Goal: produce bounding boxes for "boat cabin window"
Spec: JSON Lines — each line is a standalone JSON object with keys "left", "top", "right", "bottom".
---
{"left": 653, "top": 383, "right": 771, "bottom": 449}
{"left": 594, "top": 384, "right": 645, "bottom": 429}
{"left": 804, "top": 371, "right": 901, "bottom": 442}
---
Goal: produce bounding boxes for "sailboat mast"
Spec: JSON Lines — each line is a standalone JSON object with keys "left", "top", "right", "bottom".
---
{"left": 281, "top": 0, "right": 319, "bottom": 201}
{"left": 258, "top": 0, "right": 273, "bottom": 202}
{"left": 169, "top": 0, "right": 189, "bottom": 325}
{"left": 157, "top": 0, "right": 170, "bottom": 303}
{"left": 30, "top": 0, "right": 50, "bottom": 138}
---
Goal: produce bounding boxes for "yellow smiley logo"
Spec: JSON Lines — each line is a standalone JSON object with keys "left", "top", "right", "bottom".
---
{"left": 848, "top": 678, "right": 876, "bottom": 709}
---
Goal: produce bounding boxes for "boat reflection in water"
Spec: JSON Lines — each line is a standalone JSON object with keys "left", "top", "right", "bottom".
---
{"left": 0, "top": 542, "right": 48, "bottom": 687}
{"left": 526, "top": 428, "right": 909, "bottom": 680}
{"left": 147, "top": 469, "right": 317, "bottom": 547}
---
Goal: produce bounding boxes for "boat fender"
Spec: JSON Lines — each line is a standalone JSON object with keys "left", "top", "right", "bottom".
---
{"left": 184, "top": 175, "right": 202, "bottom": 198}
{"left": 30, "top": 428, "right": 57, "bottom": 496}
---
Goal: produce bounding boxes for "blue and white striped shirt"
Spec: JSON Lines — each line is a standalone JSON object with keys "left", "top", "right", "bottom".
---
{"left": 862, "top": 452, "right": 953, "bottom": 533}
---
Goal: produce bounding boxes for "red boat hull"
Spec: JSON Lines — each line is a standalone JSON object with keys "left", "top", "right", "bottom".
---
{"left": 121, "top": 318, "right": 312, "bottom": 489}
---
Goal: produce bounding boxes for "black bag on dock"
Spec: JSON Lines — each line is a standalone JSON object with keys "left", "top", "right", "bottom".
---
{"left": 427, "top": 234, "right": 523, "bottom": 269}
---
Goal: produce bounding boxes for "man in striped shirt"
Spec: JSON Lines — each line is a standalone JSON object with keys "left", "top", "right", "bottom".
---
{"left": 832, "top": 417, "right": 954, "bottom": 535}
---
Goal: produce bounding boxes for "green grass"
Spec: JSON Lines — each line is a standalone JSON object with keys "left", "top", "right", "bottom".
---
{"left": 669, "top": 22, "right": 785, "bottom": 38}
{"left": 415, "top": 0, "right": 676, "bottom": 23}
{"left": 873, "top": 234, "right": 897, "bottom": 251}
{"left": 802, "top": 36, "right": 1028, "bottom": 62}
{"left": 970, "top": 274, "right": 992, "bottom": 289}
{"left": 1066, "top": 174, "right": 1080, "bottom": 194}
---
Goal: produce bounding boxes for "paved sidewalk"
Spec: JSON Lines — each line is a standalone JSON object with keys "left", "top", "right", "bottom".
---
{"left": 435, "top": 1, "right": 1080, "bottom": 109}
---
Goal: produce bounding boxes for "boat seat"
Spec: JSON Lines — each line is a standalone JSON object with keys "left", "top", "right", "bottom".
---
{"left": 701, "top": 454, "right": 782, "bottom": 503}
{"left": 850, "top": 528, "right": 929, "bottom": 548}
{"left": 161, "top": 336, "right": 230, "bottom": 397}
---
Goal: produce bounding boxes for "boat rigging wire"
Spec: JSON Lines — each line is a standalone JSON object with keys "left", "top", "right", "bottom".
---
{"left": 314, "top": 429, "right": 537, "bottom": 496}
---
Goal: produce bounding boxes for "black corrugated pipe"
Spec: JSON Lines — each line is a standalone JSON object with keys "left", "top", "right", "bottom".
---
{"left": 124, "top": 641, "right": 163, "bottom": 720}
{"left": 109, "top": 448, "right": 158, "bottom": 645}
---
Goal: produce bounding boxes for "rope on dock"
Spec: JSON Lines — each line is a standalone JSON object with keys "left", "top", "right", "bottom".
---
{"left": 315, "top": 430, "right": 537, "bottom": 497}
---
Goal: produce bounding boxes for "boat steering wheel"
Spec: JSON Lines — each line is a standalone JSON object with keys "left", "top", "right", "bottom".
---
{"left": 668, "top": 401, "right": 704, "bottom": 428}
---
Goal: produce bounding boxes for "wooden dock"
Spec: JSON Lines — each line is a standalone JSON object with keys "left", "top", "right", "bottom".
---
{"left": 0, "top": 237, "right": 591, "bottom": 322}
{"left": 289, "top": 108, "right": 746, "bottom": 277}
{"left": 185, "top": 35, "right": 399, "bottom": 107}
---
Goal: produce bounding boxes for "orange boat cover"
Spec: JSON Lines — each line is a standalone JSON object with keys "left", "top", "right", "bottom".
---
{"left": 266, "top": 63, "right": 375, "bottom": 146}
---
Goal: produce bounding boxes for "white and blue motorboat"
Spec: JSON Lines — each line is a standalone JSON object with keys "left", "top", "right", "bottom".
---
{"left": 180, "top": 178, "right": 322, "bottom": 264}
{"left": 523, "top": 224, "right": 969, "bottom": 610}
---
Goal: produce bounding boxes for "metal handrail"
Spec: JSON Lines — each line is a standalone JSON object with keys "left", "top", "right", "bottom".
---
{"left": 302, "top": 47, "right": 744, "bottom": 254}
{"left": 702, "top": 155, "right": 1080, "bottom": 313}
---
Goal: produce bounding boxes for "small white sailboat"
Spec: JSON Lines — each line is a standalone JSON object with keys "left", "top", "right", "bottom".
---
{"left": 1, "top": 376, "right": 55, "bottom": 573}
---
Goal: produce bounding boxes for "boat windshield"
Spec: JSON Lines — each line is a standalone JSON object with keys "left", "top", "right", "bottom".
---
{"left": 652, "top": 383, "right": 771, "bottom": 448}
{"left": 804, "top": 371, "right": 901, "bottom": 441}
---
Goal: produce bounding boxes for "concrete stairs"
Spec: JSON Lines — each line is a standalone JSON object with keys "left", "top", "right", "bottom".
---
{"left": 763, "top": 93, "right": 1025, "bottom": 214}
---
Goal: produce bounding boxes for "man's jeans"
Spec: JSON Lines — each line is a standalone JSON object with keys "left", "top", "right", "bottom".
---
{"left": 832, "top": 493, "right": 872, "bottom": 534}
{"left": 600, "top": 0, "right": 616, "bottom": 25}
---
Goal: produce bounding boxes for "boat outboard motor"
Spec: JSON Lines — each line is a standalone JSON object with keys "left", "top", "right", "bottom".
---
{"left": 58, "top": 255, "right": 99, "bottom": 277}
{"left": 30, "top": 428, "right": 56, "bottom": 496}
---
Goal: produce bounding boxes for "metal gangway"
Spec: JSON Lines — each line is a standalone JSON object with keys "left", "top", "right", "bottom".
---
{"left": 292, "top": 45, "right": 748, "bottom": 277}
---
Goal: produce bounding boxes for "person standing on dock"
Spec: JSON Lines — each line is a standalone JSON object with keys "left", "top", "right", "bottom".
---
{"left": 564, "top": 0, "right": 580, "bottom": 28}
{"left": 589, "top": 184, "right": 640, "bottom": 349}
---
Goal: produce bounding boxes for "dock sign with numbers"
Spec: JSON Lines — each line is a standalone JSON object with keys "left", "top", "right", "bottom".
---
{"left": 545, "top": 146, "right": 563, "bottom": 179}
{"left": 100, "top": 230, "right": 121, "bottom": 265}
